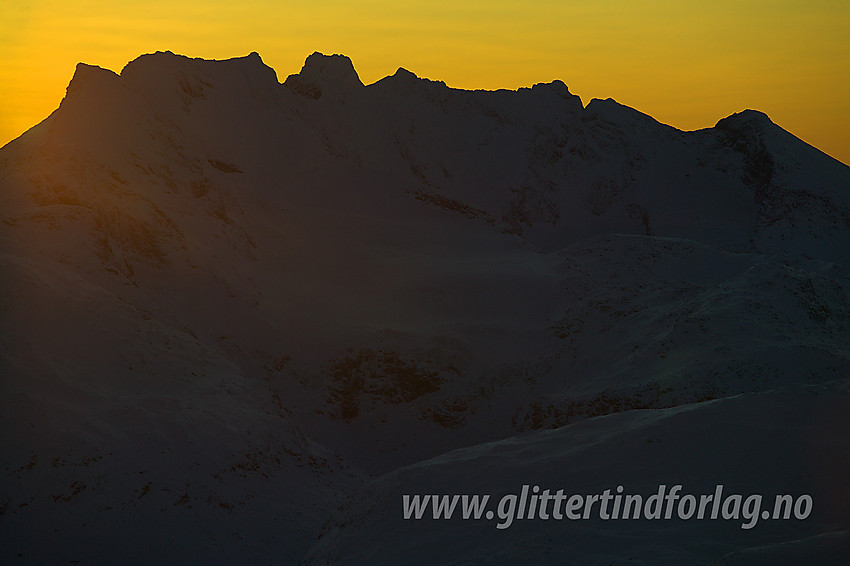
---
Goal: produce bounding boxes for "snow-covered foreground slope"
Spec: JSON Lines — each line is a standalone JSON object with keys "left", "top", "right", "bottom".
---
{"left": 1, "top": 51, "right": 849, "bottom": 563}
{"left": 304, "top": 382, "right": 850, "bottom": 565}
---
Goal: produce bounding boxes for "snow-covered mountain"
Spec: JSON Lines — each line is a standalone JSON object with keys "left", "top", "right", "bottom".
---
{"left": 1, "top": 51, "right": 848, "bottom": 563}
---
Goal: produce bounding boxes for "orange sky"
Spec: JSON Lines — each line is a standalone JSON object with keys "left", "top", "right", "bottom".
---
{"left": 1, "top": 1, "right": 849, "bottom": 164}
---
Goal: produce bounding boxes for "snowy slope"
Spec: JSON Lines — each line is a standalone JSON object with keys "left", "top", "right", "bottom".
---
{"left": 303, "top": 381, "right": 850, "bottom": 565}
{"left": 1, "top": 51, "right": 849, "bottom": 563}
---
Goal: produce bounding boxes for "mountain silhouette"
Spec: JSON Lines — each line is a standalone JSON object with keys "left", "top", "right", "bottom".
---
{"left": 1, "top": 51, "right": 848, "bottom": 564}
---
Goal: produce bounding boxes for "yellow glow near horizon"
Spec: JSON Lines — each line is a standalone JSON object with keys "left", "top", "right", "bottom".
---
{"left": 1, "top": 1, "right": 849, "bottom": 164}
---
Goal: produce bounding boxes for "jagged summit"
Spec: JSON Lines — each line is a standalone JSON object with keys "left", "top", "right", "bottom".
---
{"left": 116, "top": 50, "right": 279, "bottom": 99}
{"left": 391, "top": 66, "right": 419, "bottom": 80}
{"left": 71, "top": 62, "right": 118, "bottom": 81}
{"left": 584, "top": 97, "right": 672, "bottom": 131}
{"left": 713, "top": 109, "right": 779, "bottom": 143}
{"left": 283, "top": 52, "right": 363, "bottom": 99}
{"left": 64, "top": 62, "right": 120, "bottom": 98}
{"left": 529, "top": 78, "right": 573, "bottom": 100}
{"left": 715, "top": 108, "right": 774, "bottom": 128}
{"left": 120, "top": 49, "right": 269, "bottom": 73}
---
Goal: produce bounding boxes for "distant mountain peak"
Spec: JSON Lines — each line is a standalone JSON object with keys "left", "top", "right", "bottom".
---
{"left": 714, "top": 109, "right": 776, "bottom": 136}
{"left": 531, "top": 79, "right": 572, "bottom": 99}
{"left": 64, "top": 63, "right": 119, "bottom": 97}
{"left": 117, "top": 50, "right": 278, "bottom": 93}
{"left": 284, "top": 52, "right": 363, "bottom": 99}
{"left": 392, "top": 67, "right": 418, "bottom": 80}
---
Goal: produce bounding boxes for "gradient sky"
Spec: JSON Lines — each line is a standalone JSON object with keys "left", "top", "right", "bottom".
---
{"left": 2, "top": 0, "right": 849, "bottom": 164}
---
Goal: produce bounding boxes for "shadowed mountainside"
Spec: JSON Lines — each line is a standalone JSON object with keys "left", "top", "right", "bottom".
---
{"left": 1, "top": 51, "right": 849, "bottom": 564}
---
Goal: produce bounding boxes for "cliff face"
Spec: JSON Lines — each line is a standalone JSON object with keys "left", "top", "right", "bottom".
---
{"left": 1, "top": 51, "right": 849, "bottom": 564}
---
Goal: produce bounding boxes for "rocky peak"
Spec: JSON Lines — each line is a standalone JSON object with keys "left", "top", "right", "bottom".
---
{"left": 283, "top": 52, "right": 363, "bottom": 99}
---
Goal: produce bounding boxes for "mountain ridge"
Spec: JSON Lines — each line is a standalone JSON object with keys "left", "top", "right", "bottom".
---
{"left": 1, "top": 50, "right": 849, "bottom": 563}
